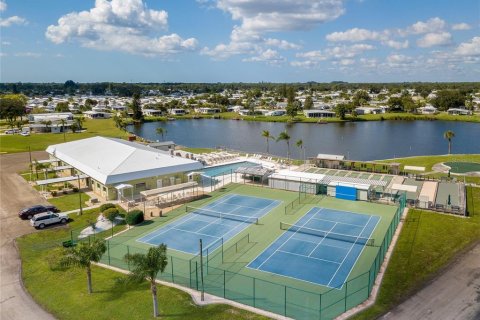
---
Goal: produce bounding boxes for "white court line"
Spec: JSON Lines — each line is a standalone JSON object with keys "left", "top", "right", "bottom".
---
{"left": 247, "top": 207, "right": 322, "bottom": 269}
{"left": 338, "top": 215, "right": 381, "bottom": 290}
{"left": 327, "top": 215, "right": 373, "bottom": 287}
{"left": 139, "top": 194, "right": 279, "bottom": 249}
{"left": 310, "top": 216, "right": 365, "bottom": 228}
{"left": 255, "top": 207, "right": 323, "bottom": 270}
{"left": 277, "top": 249, "right": 340, "bottom": 265}
{"left": 307, "top": 222, "right": 337, "bottom": 258}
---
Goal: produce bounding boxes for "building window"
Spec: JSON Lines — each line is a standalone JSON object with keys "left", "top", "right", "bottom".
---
{"left": 135, "top": 182, "right": 147, "bottom": 191}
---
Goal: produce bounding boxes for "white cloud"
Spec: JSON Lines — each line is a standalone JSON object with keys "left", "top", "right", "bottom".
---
{"left": 204, "top": 0, "right": 344, "bottom": 61}
{"left": 46, "top": 0, "right": 197, "bottom": 56}
{"left": 417, "top": 32, "right": 452, "bottom": 48}
{"left": 290, "top": 60, "right": 320, "bottom": 68}
{"left": 292, "top": 44, "right": 373, "bottom": 69}
{"left": 406, "top": 17, "right": 446, "bottom": 35}
{"left": 264, "top": 38, "right": 300, "bottom": 50}
{"left": 0, "top": 15, "right": 27, "bottom": 27}
{"left": 336, "top": 58, "right": 355, "bottom": 66}
{"left": 454, "top": 37, "right": 480, "bottom": 56}
{"left": 1, "top": 41, "right": 11, "bottom": 45}
{"left": 386, "top": 54, "right": 412, "bottom": 64}
{"left": 217, "top": 0, "right": 345, "bottom": 33}
{"left": 384, "top": 40, "right": 409, "bottom": 49}
{"left": 243, "top": 49, "right": 286, "bottom": 65}
{"left": 0, "top": 0, "right": 6, "bottom": 12}
{"left": 451, "top": 23, "right": 471, "bottom": 31}
{"left": 326, "top": 28, "right": 385, "bottom": 42}
{"left": 14, "top": 52, "right": 41, "bottom": 58}
{"left": 359, "top": 58, "right": 378, "bottom": 68}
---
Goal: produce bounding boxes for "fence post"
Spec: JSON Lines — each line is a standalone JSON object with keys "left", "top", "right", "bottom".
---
{"left": 107, "top": 240, "right": 110, "bottom": 265}
{"left": 344, "top": 281, "right": 348, "bottom": 311}
{"left": 223, "top": 270, "right": 226, "bottom": 298}
{"left": 171, "top": 256, "right": 175, "bottom": 283}
{"left": 284, "top": 286, "right": 287, "bottom": 316}
{"left": 319, "top": 293, "right": 322, "bottom": 320}
{"left": 195, "top": 261, "right": 199, "bottom": 291}
{"left": 127, "top": 245, "right": 130, "bottom": 270}
{"left": 253, "top": 278, "right": 256, "bottom": 307}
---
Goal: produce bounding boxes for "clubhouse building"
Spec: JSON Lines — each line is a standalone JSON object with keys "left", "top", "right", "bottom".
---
{"left": 45, "top": 136, "right": 203, "bottom": 201}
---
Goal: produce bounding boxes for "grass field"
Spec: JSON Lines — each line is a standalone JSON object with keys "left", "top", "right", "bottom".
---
{"left": 47, "top": 192, "right": 91, "bottom": 212}
{"left": 16, "top": 206, "right": 267, "bottom": 320}
{"left": 380, "top": 154, "right": 480, "bottom": 184}
{"left": 0, "top": 118, "right": 128, "bottom": 153}
{"left": 351, "top": 186, "right": 480, "bottom": 319}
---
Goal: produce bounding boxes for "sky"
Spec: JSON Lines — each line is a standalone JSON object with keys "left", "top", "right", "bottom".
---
{"left": 0, "top": 0, "right": 479, "bottom": 83}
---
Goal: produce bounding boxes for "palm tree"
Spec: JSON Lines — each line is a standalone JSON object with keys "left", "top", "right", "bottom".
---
{"left": 296, "top": 139, "right": 305, "bottom": 162}
{"left": 261, "top": 130, "right": 274, "bottom": 154}
{"left": 443, "top": 130, "right": 455, "bottom": 154}
{"left": 156, "top": 127, "right": 167, "bottom": 141}
{"left": 124, "top": 244, "right": 168, "bottom": 318}
{"left": 41, "top": 120, "right": 52, "bottom": 132}
{"left": 59, "top": 118, "right": 67, "bottom": 141}
{"left": 59, "top": 239, "right": 107, "bottom": 294}
{"left": 277, "top": 130, "right": 291, "bottom": 160}
{"left": 75, "top": 117, "right": 85, "bottom": 131}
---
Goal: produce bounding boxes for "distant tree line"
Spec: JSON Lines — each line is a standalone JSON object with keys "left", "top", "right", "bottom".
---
{"left": 0, "top": 81, "right": 478, "bottom": 97}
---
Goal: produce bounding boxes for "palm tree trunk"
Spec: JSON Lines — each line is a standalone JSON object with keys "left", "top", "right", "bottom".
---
{"left": 448, "top": 140, "right": 451, "bottom": 154}
{"left": 266, "top": 138, "right": 269, "bottom": 154}
{"left": 287, "top": 142, "right": 290, "bottom": 160}
{"left": 151, "top": 282, "right": 159, "bottom": 317}
{"left": 86, "top": 266, "right": 93, "bottom": 294}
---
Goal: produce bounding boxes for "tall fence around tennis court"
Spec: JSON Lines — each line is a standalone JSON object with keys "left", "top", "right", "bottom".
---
{"left": 99, "top": 193, "right": 406, "bottom": 320}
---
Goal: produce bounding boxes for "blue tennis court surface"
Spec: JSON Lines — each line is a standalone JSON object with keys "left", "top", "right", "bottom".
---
{"left": 248, "top": 208, "right": 380, "bottom": 289}
{"left": 137, "top": 194, "right": 280, "bottom": 255}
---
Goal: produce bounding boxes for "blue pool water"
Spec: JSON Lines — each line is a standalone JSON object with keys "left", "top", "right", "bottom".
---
{"left": 201, "top": 161, "right": 259, "bottom": 177}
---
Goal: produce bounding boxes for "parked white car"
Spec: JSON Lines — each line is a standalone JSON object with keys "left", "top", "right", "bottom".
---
{"left": 30, "top": 211, "right": 69, "bottom": 229}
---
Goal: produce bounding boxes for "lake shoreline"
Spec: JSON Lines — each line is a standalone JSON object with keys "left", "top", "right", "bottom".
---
{"left": 133, "top": 112, "right": 480, "bottom": 125}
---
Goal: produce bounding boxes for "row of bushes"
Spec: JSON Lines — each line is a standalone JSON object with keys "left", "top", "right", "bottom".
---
{"left": 50, "top": 188, "right": 79, "bottom": 196}
{"left": 100, "top": 203, "right": 144, "bottom": 226}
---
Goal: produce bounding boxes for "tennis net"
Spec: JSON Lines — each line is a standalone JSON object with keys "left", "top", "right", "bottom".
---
{"left": 280, "top": 222, "right": 375, "bottom": 246}
{"left": 186, "top": 206, "right": 259, "bottom": 224}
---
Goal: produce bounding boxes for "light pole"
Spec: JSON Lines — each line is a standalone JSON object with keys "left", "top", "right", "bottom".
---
{"left": 77, "top": 174, "right": 83, "bottom": 215}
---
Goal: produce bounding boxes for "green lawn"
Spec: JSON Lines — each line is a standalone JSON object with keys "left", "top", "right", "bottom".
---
{"left": 379, "top": 154, "right": 480, "bottom": 184}
{"left": 0, "top": 118, "right": 129, "bottom": 153}
{"left": 16, "top": 207, "right": 268, "bottom": 320}
{"left": 179, "top": 147, "right": 216, "bottom": 154}
{"left": 48, "top": 192, "right": 91, "bottom": 212}
{"left": 351, "top": 186, "right": 480, "bottom": 319}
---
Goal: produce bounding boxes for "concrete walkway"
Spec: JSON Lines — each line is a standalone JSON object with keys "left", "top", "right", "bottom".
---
{"left": 0, "top": 151, "right": 55, "bottom": 320}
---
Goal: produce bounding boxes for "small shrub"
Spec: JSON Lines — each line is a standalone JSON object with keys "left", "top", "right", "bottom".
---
{"left": 72, "top": 187, "right": 79, "bottom": 192}
{"left": 100, "top": 203, "right": 116, "bottom": 212}
{"left": 62, "top": 189, "right": 68, "bottom": 195}
{"left": 50, "top": 190, "right": 57, "bottom": 197}
{"left": 126, "top": 210, "right": 144, "bottom": 225}
{"left": 103, "top": 207, "right": 120, "bottom": 222}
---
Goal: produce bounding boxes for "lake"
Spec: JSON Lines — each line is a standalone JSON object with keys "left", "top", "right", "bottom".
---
{"left": 127, "top": 119, "right": 480, "bottom": 161}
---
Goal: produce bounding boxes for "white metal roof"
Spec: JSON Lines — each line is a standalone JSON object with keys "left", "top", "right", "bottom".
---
{"left": 316, "top": 154, "right": 346, "bottom": 160}
{"left": 404, "top": 165, "right": 426, "bottom": 172}
{"left": 391, "top": 183, "right": 418, "bottom": 192}
{"left": 46, "top": 137, "right": 203, "bottom": 185}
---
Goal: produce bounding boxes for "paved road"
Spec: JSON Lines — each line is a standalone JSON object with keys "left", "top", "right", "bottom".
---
{"left": 0, "top": 151, "right": 55, "bottom": 320}
{"left": 382, "top": 242, "right": 480, "bottom": 320}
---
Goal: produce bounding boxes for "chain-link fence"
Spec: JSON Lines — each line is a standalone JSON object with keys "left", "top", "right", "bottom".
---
{"left": 98, "top": 193, "right": 406, "bottom": 320}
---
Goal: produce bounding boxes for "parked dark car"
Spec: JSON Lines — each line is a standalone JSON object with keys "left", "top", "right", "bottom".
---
{"left": 19, "top": 205, "right": 60, "bottom": 219}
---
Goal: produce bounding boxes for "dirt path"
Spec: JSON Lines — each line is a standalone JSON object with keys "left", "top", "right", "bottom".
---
{"left": 381, "top": 242, "right": 480, "bottom": 320}
{"left": 0, "top": 151, "right": 55, "bottom": 320}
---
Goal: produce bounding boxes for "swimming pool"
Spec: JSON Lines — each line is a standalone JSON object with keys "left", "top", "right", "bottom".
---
{"left": 201, "top": 161, "right": 259, "bottom": 177}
